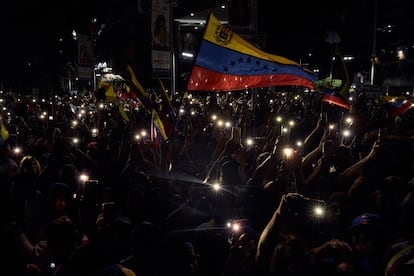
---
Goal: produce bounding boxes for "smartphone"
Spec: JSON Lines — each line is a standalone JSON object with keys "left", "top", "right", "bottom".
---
{"left": 82, "top": 179, "right": 99, "bottom": 203}
{"left": 101, "top": 201, "right": 117, "bottom": 220}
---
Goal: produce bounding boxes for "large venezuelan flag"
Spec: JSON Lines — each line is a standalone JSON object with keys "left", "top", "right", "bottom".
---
{"left": 186, "top": 13, "right": 317, "bottom": 92}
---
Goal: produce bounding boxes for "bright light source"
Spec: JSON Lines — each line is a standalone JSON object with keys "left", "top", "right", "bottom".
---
{"left": 283, "top": 147, "right": 294, "bottom": 158}
{"left": 276, "top": 116, "right": 283, "bottom": 123}
{"left": 246, "top": 138, "right": 254, "bottom": 146}
{"left": 232, "top": 223, "right": 240, "bottom": 232}
{"left": 181, "top": 52, "right": 194, "bottom": 58}
{"left": 79, "top": 174, "right": 89, "bottom": 182}
{"left": 212, "top": 183, "right": 221, "bottom": 191}
{"left": 313, "top": 206, "right": 324, "bottom": 216}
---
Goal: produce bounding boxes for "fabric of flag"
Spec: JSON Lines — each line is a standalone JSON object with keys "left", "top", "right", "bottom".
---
{"left": 124, "top": 64, "right": 169, "bottom": 143}
{"left": 381, "top": 96, "right": 414, "bottom": 117}
{"left": 98, "top": 81, "right": 116, "bottom": 100}
{"left": 158, "top": 78, "right": 176, "bottom": 117}
{"left": 186, "top": 13, "right": 317, "bottom": 92}
{"left": 158, "top": 78, "right": 178, "bottom": 137}
{"left": 127, "top": 65, "right": 149, "bottom": 98}
{"left": 385, "top": 244, "right": 414, "bottom": 276}
{"left": 119, "top": 83, "right": 139, "bottom": 107}
{"left": 334, "top": 44, "right": 350, "bottom": 100}
{"left": 322, "top": 89, "right": 351, "bottom": 110}
{"left": 151, "top": 109, "right": 168, "bottom": 143}
{"left": 119, "top": 84, "right": 129, "bottom": 99}
{"left": 125, "top": 65, "right": 153, "bottom": 111}
{"left": 118, "top": 104, "right": 130, "bottom": 122}
{"left": 0, "top": 121, "right": 9, "bottom": 144}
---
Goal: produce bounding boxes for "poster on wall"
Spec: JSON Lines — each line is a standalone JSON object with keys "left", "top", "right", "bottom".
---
{"left": 77, "top": 34, "right": 94, "bottom": 66}
{"left": 151, "top": 0, "right": 171, "bottom": 77}
{"left": 152, "top": 50, "right": 171, "bottom": 76}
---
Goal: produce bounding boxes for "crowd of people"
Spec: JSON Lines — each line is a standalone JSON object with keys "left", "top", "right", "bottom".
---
{"left": 1, "top": 87, "right": 414, "bottom": 275}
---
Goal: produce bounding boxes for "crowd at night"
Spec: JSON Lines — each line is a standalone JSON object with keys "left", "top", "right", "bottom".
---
{"left": 1, "top": 85, "right": 414, "bottom": 275}
{"left": 1, "top": 1, "right": 414, "bottom": 275}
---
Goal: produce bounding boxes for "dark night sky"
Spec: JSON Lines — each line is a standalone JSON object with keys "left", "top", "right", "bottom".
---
{"left": 0, "top": 0, "right": 413, "bottom": 90}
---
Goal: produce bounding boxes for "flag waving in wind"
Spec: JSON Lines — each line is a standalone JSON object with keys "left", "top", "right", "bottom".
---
{"left": 380, "top": 96, "right": 414, "bottom": 117}
{"left": 322, "top": 89, "right": 351, "bottom": 110}
{"left": 186, "top": 13, "right": 317, "bottom": 92}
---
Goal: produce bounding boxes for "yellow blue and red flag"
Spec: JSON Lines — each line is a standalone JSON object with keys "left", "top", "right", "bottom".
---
{"left": 125, "top": 65, "right": 169, "bottom": 143}
{"left": 381, "top": 96, "right": 414, "bottom": 117}
{"left": 186, "top": 13, "right": 317, "bottom": 92}
{"left": 322, "top": 89, "right": 350, "bottom": 110}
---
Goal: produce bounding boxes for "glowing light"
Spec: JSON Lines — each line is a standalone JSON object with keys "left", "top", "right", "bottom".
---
{"left": 13, "top": 147, "right": 21, "bottom": 154}
{"left": 212, "top": 183, "right": 221, "bottom": 191}
{"left": 283, "top": 147, "right": 294, "bottom": 158}
{"left": 246, "top": 138, "right": 254, "bottom": 146}
{"left": 313, "top": 206, "right": 324, "bottom": 216}
{"left": 79, "top": 174, "right": 89, "bottom": 182}
{"left": 276, "top": 116, "right": 283, "bottom": 123}
{"left": 232, "top": 222, "right": 240, "bottom": 232}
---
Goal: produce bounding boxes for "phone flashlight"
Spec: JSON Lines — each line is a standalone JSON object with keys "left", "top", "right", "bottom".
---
{"left": 283, "top": 147, "right": 294, "bottom": 159}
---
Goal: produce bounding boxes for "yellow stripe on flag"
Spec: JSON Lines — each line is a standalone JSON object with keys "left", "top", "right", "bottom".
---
{"left": 203, "top": 13, "right": 299, "bottom": 65}
{"left": 126, "top": 65, "right": 148, "bottom": 98}
{"left": 1, "top": 123, "right": 9, "bottom": 141}
{"left": 152, "top": 109, "right": 168, "bottom": 141}
{"left": 119, "top": 104, "right": 130, "bottom": 122}
{"left": 158, "top": 78, "right": 176, "bottom": 116}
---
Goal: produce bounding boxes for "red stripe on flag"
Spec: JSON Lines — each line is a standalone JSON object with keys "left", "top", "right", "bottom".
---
{"left": 322, "top": 94, "right": 350, "bottom": 110}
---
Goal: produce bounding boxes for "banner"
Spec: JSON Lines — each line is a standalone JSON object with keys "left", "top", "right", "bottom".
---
{"left": 151, "top": 0, "right": 171, "bottom": 77}
{"left": 77, "top": 34, "right": 94, "bottom": 66}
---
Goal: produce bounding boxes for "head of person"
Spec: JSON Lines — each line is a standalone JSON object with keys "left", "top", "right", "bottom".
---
{"left": 324, "top": 192, "right": 353, "bottom": 234}
{"left": 58, "top": 163, "right": 81, "bottom": 193}
{"left": 47, "top": 182, "right": 72, "bottom": 217}
{"left": 16, "top": 155, "right": 42, "bottom": 176}
{"left": 348, "top": 212, "right": 386, "bottom": 255}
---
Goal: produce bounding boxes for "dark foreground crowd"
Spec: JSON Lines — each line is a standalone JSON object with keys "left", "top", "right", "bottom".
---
{"left": 1, "top": 89, "right": 414, "bottom": 275}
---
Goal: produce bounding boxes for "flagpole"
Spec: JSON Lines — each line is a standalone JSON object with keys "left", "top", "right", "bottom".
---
{"left": 370, "top": 0, "right": 378, "bottom": 86}
{"left": 329, "top": 43, "right": 336, "bottom": 79}
{"left": 170, "top": 2, "right": 176, "bottom": 97}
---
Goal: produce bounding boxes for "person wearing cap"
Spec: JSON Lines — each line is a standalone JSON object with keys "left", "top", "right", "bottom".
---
{"left": 348, "top": 212, "right": 388, "bottom": 276}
